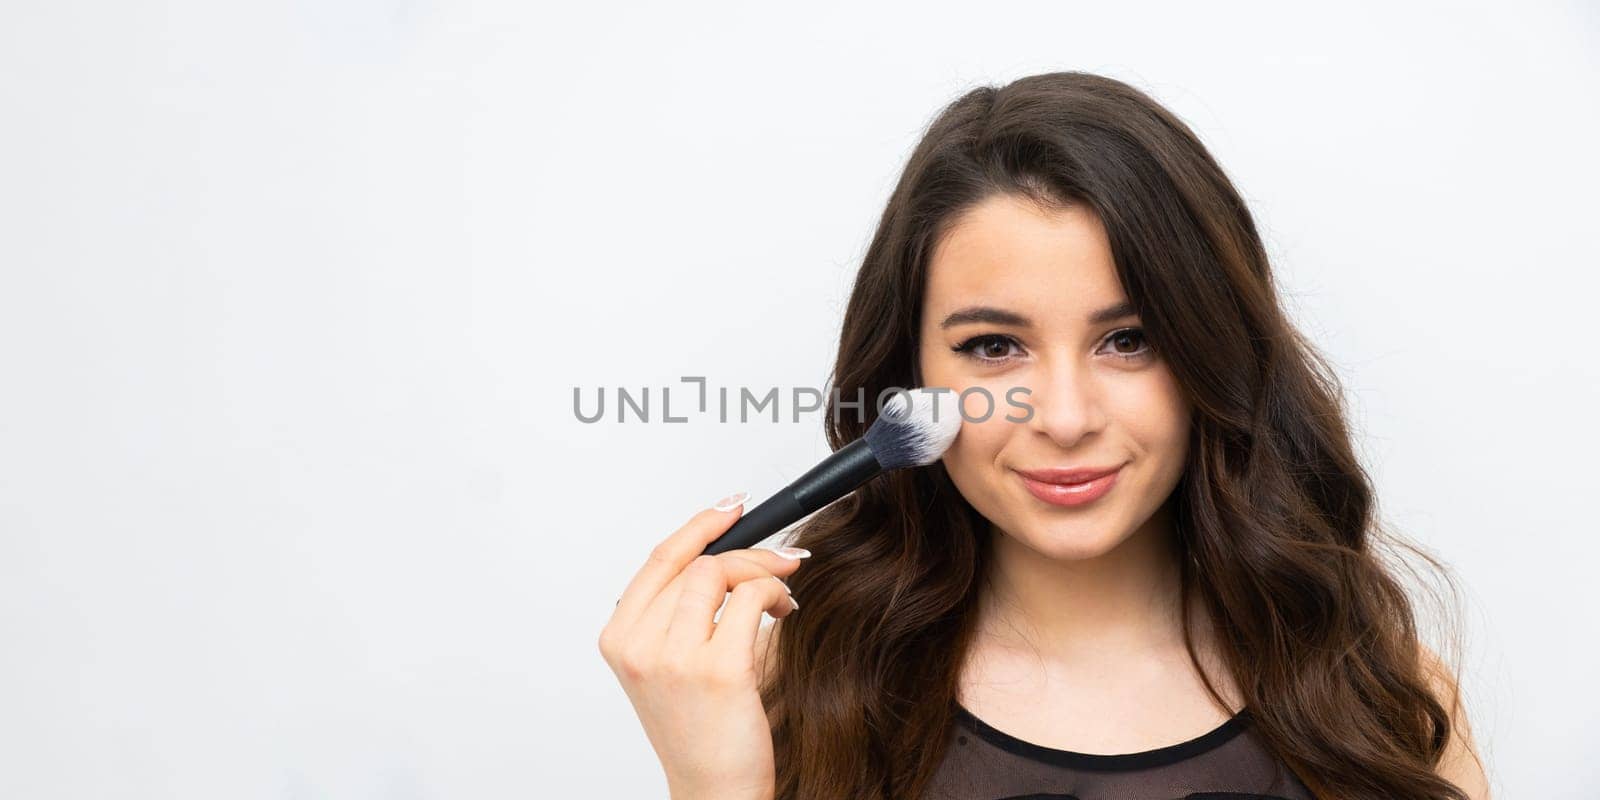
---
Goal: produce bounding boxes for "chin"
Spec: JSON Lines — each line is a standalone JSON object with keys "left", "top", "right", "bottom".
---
{"left": 1016, "top": 523, "right": 1128, "bottom": 562}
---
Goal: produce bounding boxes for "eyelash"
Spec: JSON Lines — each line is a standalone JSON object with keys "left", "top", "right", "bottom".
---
{"left": 951, "top": 328, "right": 1153, "bottom": 365}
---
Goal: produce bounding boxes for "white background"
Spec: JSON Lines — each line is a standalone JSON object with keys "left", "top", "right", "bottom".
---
{"left": 3, "top": 1, "right": 1596, "bottom": 797}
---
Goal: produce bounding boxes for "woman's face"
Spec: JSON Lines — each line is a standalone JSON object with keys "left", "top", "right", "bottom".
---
{"left": 916, "top": 193, "right": 1192, "bottom": 561}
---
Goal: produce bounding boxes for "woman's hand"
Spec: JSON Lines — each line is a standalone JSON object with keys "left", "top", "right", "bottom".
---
{"left": 598, "top": 492, "right": 807, "bottom": 800}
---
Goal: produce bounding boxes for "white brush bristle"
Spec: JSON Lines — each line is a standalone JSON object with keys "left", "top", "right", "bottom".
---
{"left": 863, "top": 388, "right": 962, "bottom": 470}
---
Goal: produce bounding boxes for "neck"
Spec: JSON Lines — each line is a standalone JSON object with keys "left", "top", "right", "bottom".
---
{"left": 975, "top": 501, "right": 1188, "bottom": 661}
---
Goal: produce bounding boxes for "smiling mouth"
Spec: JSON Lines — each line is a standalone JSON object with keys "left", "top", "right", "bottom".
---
{"left": 1014, "top": 464, "right": 1124, "bottom": 485}
{"left": 1015, "top": 464, "right": 1123, "bottom": 507}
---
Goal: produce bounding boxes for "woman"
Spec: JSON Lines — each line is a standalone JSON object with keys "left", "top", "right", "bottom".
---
{"left": 600, "top": 71, "right": 1490, "bottom": 799}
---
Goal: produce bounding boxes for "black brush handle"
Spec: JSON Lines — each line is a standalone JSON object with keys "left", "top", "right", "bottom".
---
{"left": 702, "top": 438, "right": 882, "bottom": 555}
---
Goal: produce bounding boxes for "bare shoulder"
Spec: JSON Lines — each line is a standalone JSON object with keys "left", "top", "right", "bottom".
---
{"left": 1418, "top": 642, "right": 1492, "bottom": 799}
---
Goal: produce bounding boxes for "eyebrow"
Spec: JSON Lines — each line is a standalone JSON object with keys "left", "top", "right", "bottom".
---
{"left": 938, "top": 300, "right": 1137, "bottom": 329}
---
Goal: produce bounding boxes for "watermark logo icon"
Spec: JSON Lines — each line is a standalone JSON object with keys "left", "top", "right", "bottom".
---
{"left": 572, "top": 377, "right": 1035, "bottom": 424}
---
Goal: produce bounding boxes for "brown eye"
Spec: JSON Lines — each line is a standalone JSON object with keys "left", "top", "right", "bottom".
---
{"left": 952, "top": 334, "right": 1022, "bottom": 364}
{"left": 1101, "top": 328, "right": 1152, "bottom": 359}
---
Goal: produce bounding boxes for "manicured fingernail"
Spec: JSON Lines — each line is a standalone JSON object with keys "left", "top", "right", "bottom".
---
{"left": 773, "top": 546, "right": 811, "bottom": 560}
{"left": 770, "top": 575, "right": 798, "bottom": 610}
{"left": 713, "top": 490, "right": 749, "bottom": 512}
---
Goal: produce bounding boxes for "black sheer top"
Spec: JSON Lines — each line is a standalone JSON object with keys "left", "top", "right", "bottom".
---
{"left": 922, "top": 702, "right": 1316, "bottom": 800}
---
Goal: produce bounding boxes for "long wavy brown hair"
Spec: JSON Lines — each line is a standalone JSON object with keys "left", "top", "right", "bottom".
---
{"left": 758, "top": 71, "right": 1476, "bottom": 799}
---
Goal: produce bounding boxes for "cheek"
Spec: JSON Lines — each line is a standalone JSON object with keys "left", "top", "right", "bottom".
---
{"left": 942, "top": 406, "right": 994, "bottom": 466}
{"left": 920, "top": 353, "right": 1013, "bottom": 493}
{"left": 918, "top": 346, "right": 958, "bottom": 392}
{"left": 937, "top": 404, "right": 1004, "bottom": 485}
{"left": 1115, "top": 369, "right": 1191, "bottom": 460}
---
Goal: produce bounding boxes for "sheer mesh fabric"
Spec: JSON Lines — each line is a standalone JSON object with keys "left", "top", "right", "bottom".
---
{"left": 920, "top": 702, "right": 1316, "bottom": 800}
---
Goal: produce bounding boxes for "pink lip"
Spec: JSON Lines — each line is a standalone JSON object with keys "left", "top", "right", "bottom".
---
{"left": 1015, "top": 464, "right": 1123, "bottom": 485}
{"left": 1016, "top": 465, "right": 1122, "bottom": 507}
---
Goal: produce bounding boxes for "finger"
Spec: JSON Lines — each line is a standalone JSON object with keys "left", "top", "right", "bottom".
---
{"left": 711, "top": 546, "right": 808, "bottom": 580}
{"left": 641, "top": 547, "right": 802, "bottom": 636}
{"left": 610, "top": 491, "right": 749, "bottom": 632}
{"left": 652, "top": 552, "right": 790, "bottom": 656}
{"left": 707, "top": 574, "right": 797, "bottom": 666}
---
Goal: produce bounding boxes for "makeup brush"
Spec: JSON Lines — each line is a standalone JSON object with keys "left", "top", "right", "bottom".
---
{"left": 701, "top": 387, "right": 962, "bottom": 556}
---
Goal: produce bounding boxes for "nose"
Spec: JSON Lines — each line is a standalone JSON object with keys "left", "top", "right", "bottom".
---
{"left": 1022, "top": 356, "right": 1108, "bottom": 449}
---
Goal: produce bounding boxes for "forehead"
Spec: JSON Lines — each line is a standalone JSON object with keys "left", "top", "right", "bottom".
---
{"left": 923, "top": 193, "right": 1123, "bottom": 317}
